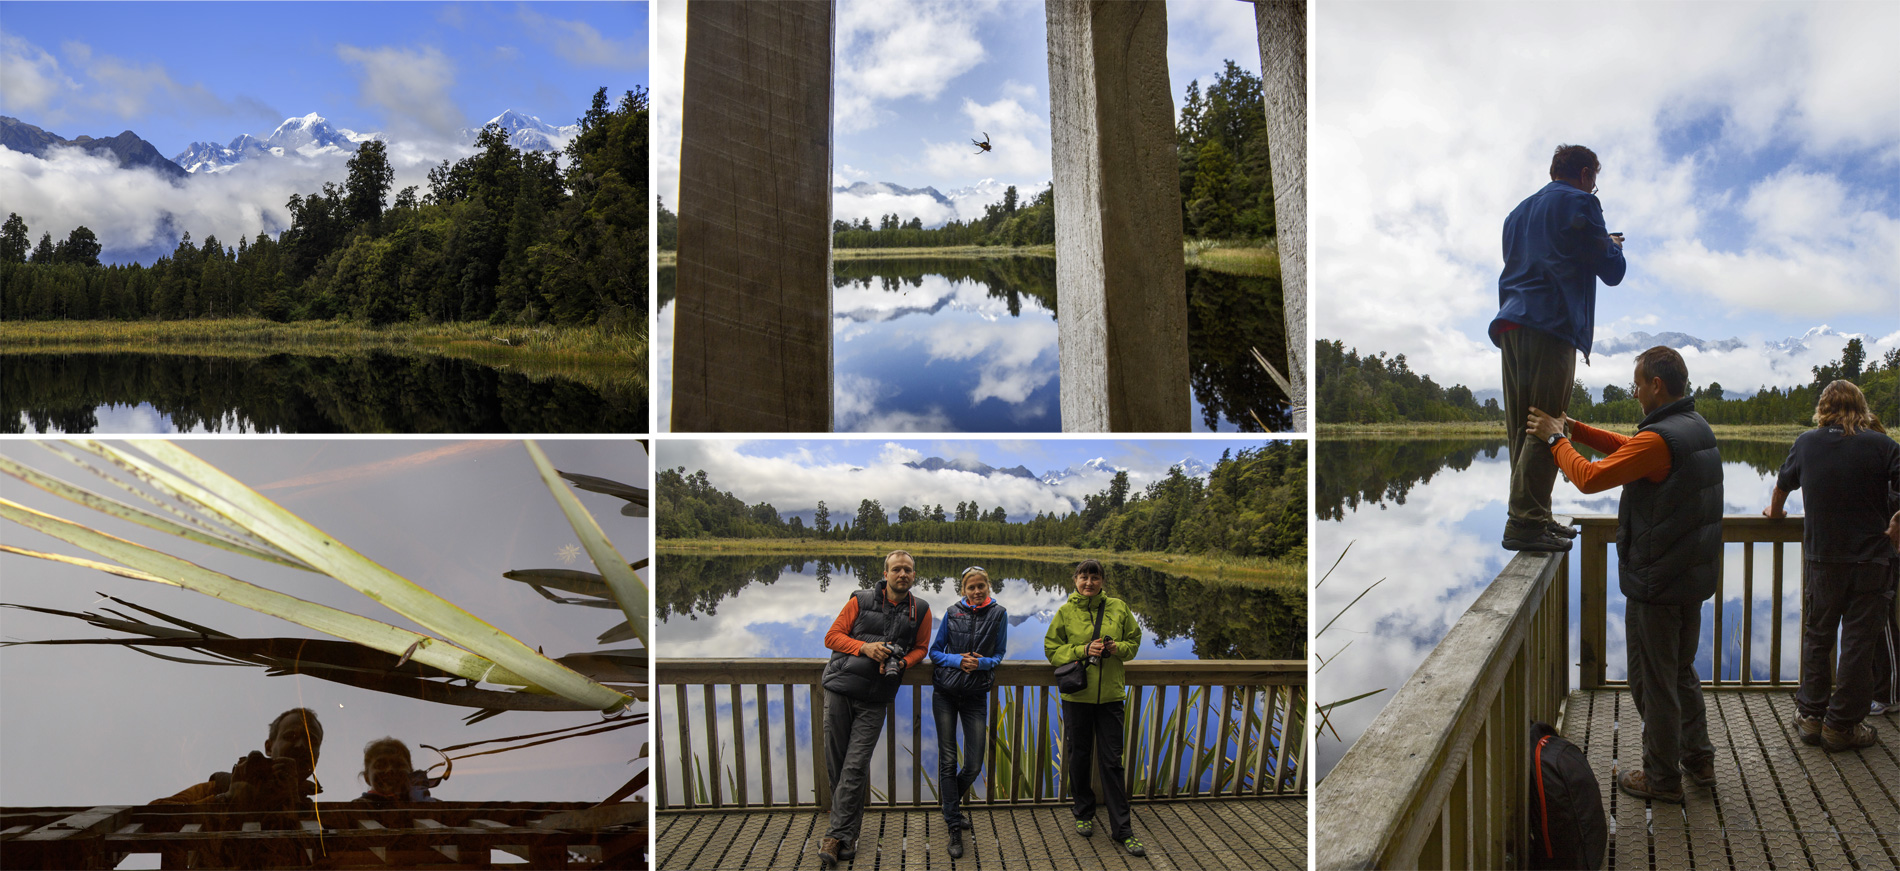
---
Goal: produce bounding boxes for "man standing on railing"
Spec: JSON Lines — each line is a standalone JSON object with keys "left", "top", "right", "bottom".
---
{"left": 815, "top": 550, "right": 934, "bottom": 869}
{"left": 1529, "top": 346, "right": 1721, "bottom": 804}
{"left": 1492, "top": 143, "right": 1627, "bottom": 553}
{"left": 1763, "top": 380, "right": 1900, "bottom": 753}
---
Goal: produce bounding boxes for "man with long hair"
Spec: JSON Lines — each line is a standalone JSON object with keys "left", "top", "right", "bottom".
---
{"left": 1765, "top": 380, "right": 1900, "bottom": 752}
{"left": 1491, "top": 143, "right": 1627, "bottom": 552}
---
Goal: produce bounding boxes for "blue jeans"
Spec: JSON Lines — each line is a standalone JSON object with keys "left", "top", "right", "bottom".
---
{"left": 933, "top": 688, "right": 987, "bottom": 824}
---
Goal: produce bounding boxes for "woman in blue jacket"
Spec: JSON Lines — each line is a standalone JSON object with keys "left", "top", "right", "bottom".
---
{"left": 928, "top": 566, "right": 1008, "bottom": 859}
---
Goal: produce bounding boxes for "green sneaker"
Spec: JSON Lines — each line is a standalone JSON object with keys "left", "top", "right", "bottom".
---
{"left": 1074, "top": 818, "right": 1094, "bottom": 838}
{"left": 1121, "top": 837, "right": 1146, "bottom": 857}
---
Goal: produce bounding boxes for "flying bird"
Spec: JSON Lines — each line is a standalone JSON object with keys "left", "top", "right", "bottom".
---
{"left": 972, "top": 132, "right": 992, "bottom": 154}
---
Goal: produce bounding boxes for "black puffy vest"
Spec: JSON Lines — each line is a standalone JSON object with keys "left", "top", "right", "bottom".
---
{"left": 932, "top": 599, "right": 1007, "bottom": 696}
{"left": 1617, "top": 398, "right": 1723, "bottom": 604}
{"left": 821, "top": 583, "right": 927, "bottom": 703}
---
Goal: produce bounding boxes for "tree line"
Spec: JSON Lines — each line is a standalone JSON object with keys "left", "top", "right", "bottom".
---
{"left": 1, "top": 87, "right": 647, "bottom": 330}
{"left": 656, "top": 443, "right": 1308, "bottom": 561}
{"left": 1318, "top": 337, "right": 1898, "bottom": 426}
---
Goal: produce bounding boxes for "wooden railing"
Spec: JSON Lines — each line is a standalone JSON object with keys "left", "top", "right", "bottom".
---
{"left": 1317, "top": 548, "right": 1569, "bottom": 870}
{"left": 1579, "top": 514, "right": 1810, "bottom": 689}
{"left": 655, "top": 658, "right": 1306, "bottom": 811}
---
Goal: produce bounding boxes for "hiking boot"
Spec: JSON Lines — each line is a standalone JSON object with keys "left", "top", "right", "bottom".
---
{"left": 1822, "top": 721, "right": 1878, "bottom": 752}
{"left": 1617, "top": 769, "right": 1683, "bottom": 804}
{"left": 1503, "top": 529, "right": 1573, "bottom": 553}
{"left": 947, "top": 827, "right": 964, "bottom": 859}
{"left": 1121, "top": 836, "right": 1147, "bottom": 857}
{"left": 818, "top": 837, "right": 841, "bottom": 869}
{"left": 838, "top": 839, "right": 856, "bottom": 861}
{"left": 1546, "top": 521, "right": 1579, "bottom": 539}
{"left": 1680, "top": 757, "right": 1715, "bottom": 788}
{"left": 955, "top": 817, "right": 975, "bottom": 830}
{"left": 1796, "top": 713, "right": 1824, "bottom": 746}
{"left": 1074, "top": 818, "right": 1094, "bottom": 838}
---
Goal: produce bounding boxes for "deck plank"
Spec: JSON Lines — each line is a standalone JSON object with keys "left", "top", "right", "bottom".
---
{"left": 1563, "top": 688, "right": 1900, "bottom": 870}
{"left": 656, "top": 799, "right": 1305, "bottom": 870}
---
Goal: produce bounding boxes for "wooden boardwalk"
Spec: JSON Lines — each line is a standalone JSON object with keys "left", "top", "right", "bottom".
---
{"left": 657, "top": 800, "right": 1307, "bottom": 871}
{"left": 1562, "top": 688, "right": 1900, "bottom": 870}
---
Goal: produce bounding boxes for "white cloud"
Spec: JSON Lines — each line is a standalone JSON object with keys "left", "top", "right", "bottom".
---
{"left": 835, "top": 0, "right": 998, "bottom": 133}
{"left": 1165, "top": 0, "right": 1264, "bottom": 101}
{"left": 337, "top": 44, "right": 462, "bottom": 142}
{"left": 0, "top": 33, "right": 79, "bottom": 118}
{"left": 832, "top": 188, "right": 958, "bottom": 229}
{"left": 878, "top": 443, "right": 925, "bottom": 465}
{"left": 517, "top": 7, "right": 645, "bottom": 70}
{"left": 654, "top": 0, "right": 686, "bottom": 207}
{"left": 920, "top": 96, "right": 1049, "bottom": 182}
{"left": 0, "top": 34, "right": 272, "bottom": 125}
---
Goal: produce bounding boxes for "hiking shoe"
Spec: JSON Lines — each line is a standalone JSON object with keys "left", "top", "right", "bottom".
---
{"left": 1874, "top": 699, "right": 1893, "bottom": 717}
{"left": 1680, "top": 757, "right": 1716, "bottom": 788}
{"left": 1822, "top": 721, "right": 1878, "bottom": 752}
{"left": 955, "top": 817, "right": 975, "bottom": 831}
{"left": 1074, "top": 818, "right": 1094, "bottom": 838}
{"left": 948, "top": 827, "right": 964, "bottom": 859}
{"left": 1503, "top": 530, "right": 1573, "bottom": 553}
{"left": 818, "top": 837, "right": 841, "bottom": 869}
{"left": 1121, "top": 837, "right": 1146, "bottom": 857}
{"left": 1796, "top": 714, "right": 1825, "bottom": 746}
{"left": 1546, "top": 521, "right": 1579, "bottom": 539}
{"left": 1618, "top": 769, "right": 1683, "bottom": 804}
{"left": 838, "top": 839, "right": 856, "bottom": 861}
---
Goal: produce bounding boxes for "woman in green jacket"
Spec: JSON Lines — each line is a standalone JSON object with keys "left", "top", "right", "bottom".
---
{"left": 1044, "top": 559, "right": 1145, "bottom": 857}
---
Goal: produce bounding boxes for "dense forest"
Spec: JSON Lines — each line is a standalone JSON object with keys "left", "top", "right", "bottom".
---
{"left": 1, "top": 88, "right": 647, "bottom": 330}
{"left": 652, "top": 59, "right": 1273, "bottom": 252}
{"left": 656, "top": 443, "right": 1307, "bottom": 561}
{"left": 1318, "top": 337, "right": 1899, "bottom": 426}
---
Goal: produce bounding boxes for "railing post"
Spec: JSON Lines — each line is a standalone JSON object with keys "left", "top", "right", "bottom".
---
{"left": 810, "top": 681, "right": 830, "bottom": 812}
{"left": 1579, "top": 521, "right": 1610, "bottom": 689}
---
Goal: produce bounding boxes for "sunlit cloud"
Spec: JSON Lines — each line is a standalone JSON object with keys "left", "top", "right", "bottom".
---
{"left": 337, "top": 44, "right": 462, "bottom": 142}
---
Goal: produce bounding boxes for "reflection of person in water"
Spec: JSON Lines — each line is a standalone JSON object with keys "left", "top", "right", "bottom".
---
{"left": 928, "top": 566, "right": 1008, "bottom": 859}
{"left": 151, "top": 708, "right": 323, "bottom": 809}
{"left": 354, "top": 737, "right": 442, "bottom": 803}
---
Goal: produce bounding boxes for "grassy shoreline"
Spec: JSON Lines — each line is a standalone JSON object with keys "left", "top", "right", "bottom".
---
{"left": 1320, "top": 420, "right": 1812, "bottom": 439}
{"left": 0, "top": 318, "right": 647, "bottom": 391}
{"left": 657, "top": 538, "right": 1305, "bottom": 588}
{"left": 659, "top": 241, "right": 1279, "bottom": 277}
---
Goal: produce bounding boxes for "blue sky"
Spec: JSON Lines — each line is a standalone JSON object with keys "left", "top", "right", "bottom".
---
{"left": 1, "top": 1, "right": 646, "bottom": 262}
{"left": 658, "top": 438, "right": 1286, "bottom": 522}
{"left": 1314, "top": 2, "right": 1900, "bottom": 397}
{"left": 655, "top": 0, "right": 1265, "bottom": 226}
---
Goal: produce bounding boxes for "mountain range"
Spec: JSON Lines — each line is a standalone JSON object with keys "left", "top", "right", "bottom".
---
{"left": 0, "top": 116, "right": 186, "bottom": 180}
{"left": 833, "top": 178, "right": 1019, "bottom": 227}
{"left": 172, "top": 110, "right": 574, "bottom": 174}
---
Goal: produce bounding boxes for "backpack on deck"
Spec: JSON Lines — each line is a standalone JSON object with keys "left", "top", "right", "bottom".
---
{"left": 1528, "top": 721, "right": 1606, "bottom": 871}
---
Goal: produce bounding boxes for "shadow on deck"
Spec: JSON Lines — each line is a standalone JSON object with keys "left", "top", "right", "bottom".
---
{"left": 657, "top": 799, "right": 1307, "bottom": 871}
{"left": 1564, "top": 688, "right": 1900, "bottom": 871}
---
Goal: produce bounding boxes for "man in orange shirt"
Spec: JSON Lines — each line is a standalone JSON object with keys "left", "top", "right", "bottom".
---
{"left": 1529, "top": 345, "right": 1723, "bottom": 805}
{"left": 815, "top": 550, "right": 934, "bottom": 868}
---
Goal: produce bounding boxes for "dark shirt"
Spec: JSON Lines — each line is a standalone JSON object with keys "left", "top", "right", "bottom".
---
{"left": 1490, "top": 181, "right": 1626, "bottom": 359}
{"left": 1776, "top": 425, "right": 1900, "bottom": 563}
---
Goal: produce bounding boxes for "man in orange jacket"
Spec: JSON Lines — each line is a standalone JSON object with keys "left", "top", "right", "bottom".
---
{"left": 152, "top": 708, "right": 323, "bottom": 809}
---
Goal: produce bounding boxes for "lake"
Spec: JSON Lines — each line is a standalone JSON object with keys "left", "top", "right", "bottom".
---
{"left": 1313, "top": 435, "right": 1804, "bottom": 779}
{"left": 1, "top": 352, "right": 644, "bottom": 434}
{"left": 655, "top": 552, "right": 1306, "bottom": 805}
{"left": 657, "top": 257, "right": 1291, "bottom": 432}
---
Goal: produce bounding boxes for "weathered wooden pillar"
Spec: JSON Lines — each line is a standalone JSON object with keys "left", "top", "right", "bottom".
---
{"left": 1046, "top": 1, "right": 1190, "bottom": 432}
{"left": 1255, "top": 0, "right": 1308, "bottom": 431}
{"left": 672, "top": 1, "right": 834, "bottom": 432}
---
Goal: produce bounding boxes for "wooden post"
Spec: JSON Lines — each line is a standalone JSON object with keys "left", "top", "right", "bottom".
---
{"left": 1045, "top": 0, "right": 1191, "bottom": 432}
{"left": 672, "top": 0, "right": 834, "bottom": 432}
{"left": 1253, "top": 0, "right": 1308, "bottom": 430}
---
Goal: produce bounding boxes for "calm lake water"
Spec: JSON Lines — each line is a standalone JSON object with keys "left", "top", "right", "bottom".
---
{"left": 657, "top": 257, "right": 1291, "bottom": 432}
{"left": 1313, "top": 436, "right": 1804, "bottom": 779}
{"left": 0, "top": 440, "right": 646, "bottom": 812}
{"left": 655, "top": 553, "right": 1305, "bottom": 805}
{"left": 1, "top": 352, "right": 643, "bottom": 434}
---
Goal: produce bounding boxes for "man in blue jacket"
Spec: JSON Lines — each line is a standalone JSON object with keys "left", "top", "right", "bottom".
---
{"left": 1492, "top": 143, "right": 1627, "bottom": 552}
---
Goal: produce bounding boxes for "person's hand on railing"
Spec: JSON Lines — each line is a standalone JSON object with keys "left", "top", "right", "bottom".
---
{"left": 1763, "top": 486, "right": 1790, "bottom": 520}
{"left": 960, "top": 652, "right": 980, "bottom": 673}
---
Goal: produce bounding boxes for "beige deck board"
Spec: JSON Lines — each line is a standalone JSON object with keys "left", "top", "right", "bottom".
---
{"left": 656, "top": 799, "right": 1307, "bottom": 870}
{"left": 1563, "top": 688, "right": 1899, "bottom": 870}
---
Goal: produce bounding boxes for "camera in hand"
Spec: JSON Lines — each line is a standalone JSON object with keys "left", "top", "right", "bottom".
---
{"left": 1088, "top": 636, "right": 1111, "bottom": 668}
{"left": 233, "top": 750, "right": 283, "bottom": 786}
{"left": 880, "top": 642, "right": 905, "bottom": 679}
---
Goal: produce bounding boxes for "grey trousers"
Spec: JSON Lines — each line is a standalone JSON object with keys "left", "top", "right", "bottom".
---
{"left": 1795, "top": 560, "right": 1895, "bottom": 729}
{"left": 1871, "top": 562, "right": 1900, "bottom": 711}
{"left": 1501, "top": 327, "right": 1575, "bottom": 535}
{"left": 1626, "top": 598, "right": 1714, "bottom": 793}
{"left": 824, "top": 689, "right": 887, "bottom": 844}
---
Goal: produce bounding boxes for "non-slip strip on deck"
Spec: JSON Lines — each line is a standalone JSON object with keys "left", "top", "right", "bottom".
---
{"left": 656, "top": 799, "right": 1308, "bottom": 871}
{"left": 1563, "top": 688, "right": 1900, "bottom": 871}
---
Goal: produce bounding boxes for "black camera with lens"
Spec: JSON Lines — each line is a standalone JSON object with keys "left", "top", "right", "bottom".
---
{"left": 880, "top": 642, "right": 906, "bottom": 679}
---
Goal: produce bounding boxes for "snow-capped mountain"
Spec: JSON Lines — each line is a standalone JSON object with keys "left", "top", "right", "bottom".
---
{"left": 172, "top": 113, "right": 381, "bottom": 173}
{"left": 943, "top": 178, "right": 1012, "bottom": 214}
{"left": 460, "top": 110, "right": 578, "bottom": 153}
{"left": 833, "top": 181, "right": 953, "bottom": 206}
{"left": 1593, "top": 330, "right": 1748, "bottom": 357}
{"left": 1169, "top": 457, "right": 1212, "bottom": 479}
{"left": 902, "top": 457, "right": 1037, "bottom": 479}
{"left": 1762, "top": 325, "right": 1853, "bottom": 355}
{"left": 1039, "top": 457, "right": 1124, "bottom": 486}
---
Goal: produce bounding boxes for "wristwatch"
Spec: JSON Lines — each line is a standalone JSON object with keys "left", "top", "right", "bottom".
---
{"left": 1546, "top": 432, "right": 1565, "bottom": 447}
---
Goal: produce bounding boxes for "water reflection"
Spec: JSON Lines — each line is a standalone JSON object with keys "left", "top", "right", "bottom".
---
{"left": 1314, "top": 437, "right": 1803, "bottom": 779}
{"left": 1, "top": 352, "right": 643, "bottom": 434}
{"left": 658, "top": 260, "right": 1291, "bottom": 432}
{"left": 657, "top": 553, "right": 1305, "bottom": 660}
